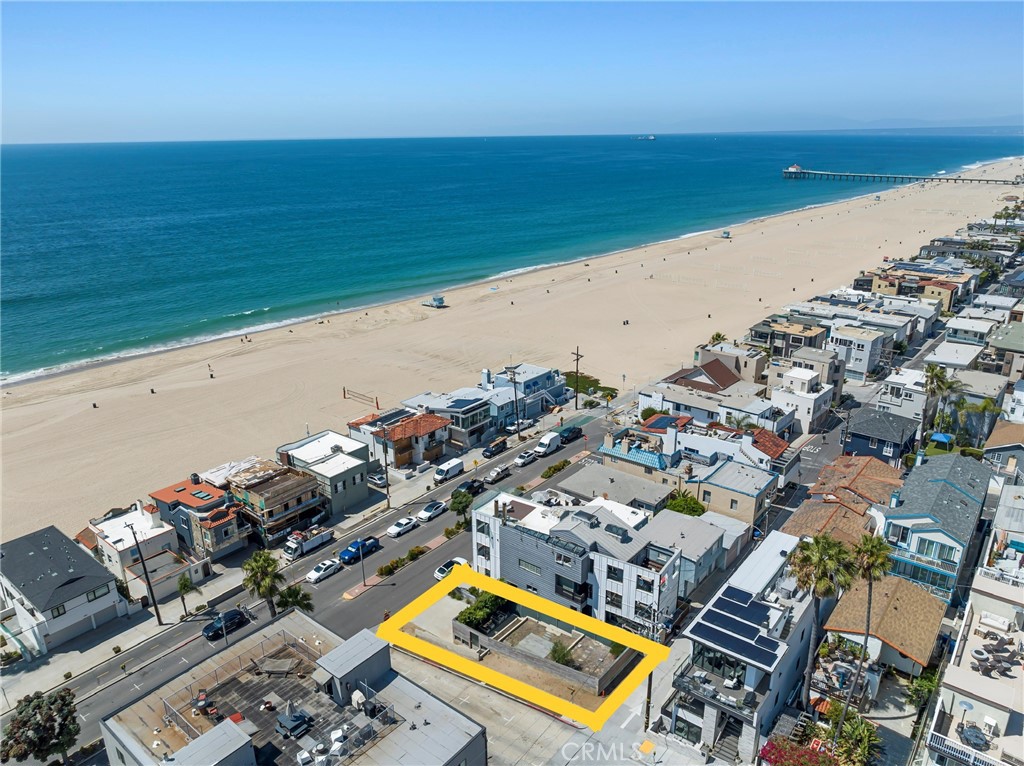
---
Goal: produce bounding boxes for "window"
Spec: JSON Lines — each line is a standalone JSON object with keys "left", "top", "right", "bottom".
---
{"left": 916, "top": 538, "right": 958, "bottom": 563}
{"left": 477, "top": 545, "right": 490, "bottom": 560}
{"left": 702, "top": 490, "right": 711, "bottom": 503}
{"left": 605, "top": 591, "right": 622, "bottom": 609}
{"left": 883, "top": 442, "right": 894, "bottom": 457}
{"left": 86, "top": 583, "right": 110, "bottom": 602}
{"left": 729, "top": 499, "right": 738, "bottom": 510}
{"left": 869, "top": 438, "right": 878, "bottom": 449}
{"left": 117, "top": 749, "right": 126, "bottom": 765}
{"left": 607, "top": 565, "right": 623, "bottom": 583}
{"left": 526, "top": 584, "right": 538, "bottom": 593}
{"left": 555, "top": 552, "right": 573, "bottom": 567}
{"left": 519, "top": 559, "right": 541, "bottom": 576}
{"left": 888, "top": 524, "right": 910, "bottom": 545}
{"left": 222, "top": 528, "right": 232, "bottom": 540}
{"left": 644, "top": 467, "right": 653, "bottom": 475}
{"left": 637, "top": 575, "right": 654, "bottom": 593}
{"left": 51, "top": 604, "right": 66, "bottom": 618}
{"left": 475, "top": 520, "right": 490, "bottom": 535}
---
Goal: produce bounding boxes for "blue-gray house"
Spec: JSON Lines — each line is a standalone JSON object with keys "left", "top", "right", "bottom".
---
{"left": 845, "top": 407, "right": 918, "bottom": 468}
{"left": 883, "top": 453, "right": 992, "bottom": 604}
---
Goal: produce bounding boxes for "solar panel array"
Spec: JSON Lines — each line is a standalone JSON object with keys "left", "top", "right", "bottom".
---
{"left": 686, "top": 585, "right": 784, "bottom": 670}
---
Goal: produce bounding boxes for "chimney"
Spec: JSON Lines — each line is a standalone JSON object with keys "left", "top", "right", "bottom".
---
{"left": 915, "top": 449, "right": 925, "bottom": 467}
{"left": 889, "top": 490, "right": 901, "bottom": 509}
{"left": 190, "top": 473, "right": 201, "bottom": 485}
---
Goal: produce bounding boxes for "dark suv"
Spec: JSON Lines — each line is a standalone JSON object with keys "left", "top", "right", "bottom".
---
{"left": 455, "top": 479, "right": 486, "bottom": 497}
{"left": 482, "top": 438, "right": 508, "bottom": 458}
{"left": 560, "top": 425, "right": 584, "bottom": 443}
{"left": 202, "top": 609, "right": 247, "bottom": 641}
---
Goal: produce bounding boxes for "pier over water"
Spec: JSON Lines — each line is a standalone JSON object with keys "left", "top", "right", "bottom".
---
{"left": 782, "top": 165, "right": 1019, "bottom": 185}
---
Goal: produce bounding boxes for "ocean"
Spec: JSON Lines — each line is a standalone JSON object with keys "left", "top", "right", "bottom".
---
{"left": 2, "top": 131, "right": 1021, "bottom": 382}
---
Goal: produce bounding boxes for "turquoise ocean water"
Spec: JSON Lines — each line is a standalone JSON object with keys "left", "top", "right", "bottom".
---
{"left": 1, "top": 131, "right": 1021, "bottom": 381}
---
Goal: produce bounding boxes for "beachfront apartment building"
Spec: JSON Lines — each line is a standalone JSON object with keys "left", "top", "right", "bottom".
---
{"left": 999, "top": 265, "right": 1024, "bottom": 299}
{"left": 660, "top": 531, "right": 818, "bottom": 764}
{"left": 821, "top": 288, "right": 943, "bottom": 340}
{"left": 471, "top": 493, "right": 726, "bottom": 638}
{"left": 978, "top": 322, "right": 1024, "bottom": 380}
{"left": 769, "top": 366, "right": 832, "bottom": 435}
{"left": 693, "top": 342, "right": 768, "bottom": 384}
{"left": 347, "top": 408, "right": 451, "bottom": 469}
{"left": 766, "top": 346, "right": 846, "bottom": 406}
{"left": 785, "top": 299, "right": 915, "bottom": 347}
{"left": 149, "top": 474, "right": 251, "bottom": 562}
{"left": 876, "top": 367, "right": 929, "bottom": 433}
{"left": 227, "top": 459, "right": 322, "bottom": 547}
{"left": 1, "top": 526, "right": 127, "bottom": 658}
{"left": 74, "top": 502, "right": 210, "bottom": 605}
{"left": 277, "top": 429, "right": 375, "bottom": 516}
{"left": 826, "top": 323, "right": 886, "bottom": 381}
{"left": 403, "top": 388, "right": 493, "bottom": 448}
{"left": 883, "top": 453, "right": 992, "bottom": 604}
{"left": 485, "top": 363, "right": 570, "bottom": 421}
{"left": 745, "top": 318, "right": 827, "bottom": 359}
{"left": 922, "top": 488, "right": 1024, "bottom": 766}
{"left": 946, "top": 317, "right": 998, "bottom": 347}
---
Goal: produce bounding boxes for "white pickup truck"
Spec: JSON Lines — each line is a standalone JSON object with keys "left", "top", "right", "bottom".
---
{"left": 486, "top": 463, "right": 512, "bottom": 484}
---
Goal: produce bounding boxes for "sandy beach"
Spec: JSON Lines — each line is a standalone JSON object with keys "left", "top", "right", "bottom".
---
{"left": 2, "top": 158, "right": 1021, "bottom": 541}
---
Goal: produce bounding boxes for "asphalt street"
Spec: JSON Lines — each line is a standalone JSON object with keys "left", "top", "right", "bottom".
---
{"left": 1, "top": 408, "right": 621, "bottom": 763}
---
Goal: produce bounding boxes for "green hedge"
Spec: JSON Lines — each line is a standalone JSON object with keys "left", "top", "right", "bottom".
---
{"left": 541, "top": 459, "right": 571, "bottom": 479}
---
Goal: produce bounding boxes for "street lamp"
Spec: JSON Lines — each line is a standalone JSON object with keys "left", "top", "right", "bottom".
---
{"left": 505, "top": 365, "right": 522, "bottom": 440}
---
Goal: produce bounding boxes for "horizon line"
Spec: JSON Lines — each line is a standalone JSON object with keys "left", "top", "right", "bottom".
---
{"left": 4, "top": 124, "right": 1023, "bottom": 148}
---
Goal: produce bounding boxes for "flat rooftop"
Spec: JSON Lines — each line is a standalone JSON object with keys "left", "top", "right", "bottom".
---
{"left": 93, "top": 508, "right": 171, "bottom": 548}
{"left": 282, "top": 431, "right": 365, "bottom": 464}
{"left": 924, "top": 340, "right": 983, "bottom": 368}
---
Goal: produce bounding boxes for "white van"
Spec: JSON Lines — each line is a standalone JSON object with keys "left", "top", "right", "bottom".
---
{"left": 534, "top": 432, "right": 562, "bottom": 457}
{"left": 433, "top": 458, "right": 465, "bottom": 484}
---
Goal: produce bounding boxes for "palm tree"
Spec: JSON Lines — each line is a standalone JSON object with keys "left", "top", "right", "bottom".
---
{"left": 937, "top": 376, "right": 967, "bottom": 434}
{"left": 242, "top": 550, "right": 286, "bottom": 618}
{"left": 923, "top": 363, "right": 947, "bottom": 430}
{"left": 275, "top": 585, "right": 315, "bottom": 614}
{"left": 966, "top": 397, "right": 1002, "bottom": 447}
{"left": 176, "top": 574, "right": 200, "bottom": 615}
{"left": 951, "top": 395, "right": 969, "bottom": 445}
{"left": 833, "top": 534, "right": 892, "bottom": 750}
{"left": 726, "top": 412, "right": 755, "bottom": 431}
{"left": 709, "top": 331, "right": 727, "bottom": 345}
{"left": 789, "top": 534, "right": 853, "bottom": 711}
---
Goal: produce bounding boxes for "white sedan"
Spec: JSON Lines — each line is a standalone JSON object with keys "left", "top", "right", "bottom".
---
{"left": 434, "top": 557, "right": 469, "bottom": 581}
{"left": 513, "top": 451, "right": 536, "bottom": 467}
{"left": 386, "top": 517, "right": 419, "bottom": 538}
{"left": 305, "top": 559, "right": 340, "bottom": 584}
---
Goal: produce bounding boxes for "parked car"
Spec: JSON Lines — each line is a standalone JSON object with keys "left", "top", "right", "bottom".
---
{"left": 386, "top": 517, "right": 419, "bottom": 538}
{"left": 486, "top": 463, "right": 511, "bottom": 483}
{"left": 455, "top": 479, "right": 486, "bottom": 497}
{"left": 505, "top": 418, "right": 535, "bottom": 434}
{"left": 513, "top": 451, "right": 536, "bottom": 467}
{"left": 305, "top": 559, "right": 341, "bottom": 583}
{"left": 482, "top": 438, "right": 508, "bottom": 458}
{"left": 367, "top": 471, "right": 388, "bottom": 488}
{"left": 338, "top": 536, "right": 381, "bottom": 565}
{"left": 434, "top": 557, "right": 469, "bottom": 581}
{"left": 417, "top": 500, "right": 447, "bottom": 522}
{"left": 560, "top": 425, "right": 584, "bottom": 443}
{"left": 202, "top": 609, "right": 247, "bottom": 641}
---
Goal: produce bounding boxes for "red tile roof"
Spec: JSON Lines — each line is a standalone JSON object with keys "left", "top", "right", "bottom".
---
{"left": 150, "top": 480, "right": 225, "bottom": 508}
{"left": 198, "top": 504, "right": 239, "bottom": 530}
{"left": 347, "top": 413, "right": 379, "bottom": 429}
{"left": 75, "top": 527, "right": 98, "bottom": 551}
{"left": 707, "top": 424, "right": 788, "bottom": 460}
{"left": 376, "top": 412, "right": 451, "bottom": 442}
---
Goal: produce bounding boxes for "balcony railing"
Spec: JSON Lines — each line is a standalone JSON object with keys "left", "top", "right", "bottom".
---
{"left": 927, "top": 731, "right": 1001, "bottom": 766}
{"left": 670, "top": 657, "right": 757, "bottom": 724}
{"left": 977, "top": 566, "right": 1024, "bottom": 588}
{"left": 889, "top": 544, "right": 960, "bottom": 574}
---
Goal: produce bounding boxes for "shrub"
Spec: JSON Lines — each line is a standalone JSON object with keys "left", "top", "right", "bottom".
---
{"left": 376, "top": 563, "right": 394, "bottom": 578}
{"left": 582, "top": 399, "right": 600, "bottom": 409}
{"left": 406, "top": 546, "right": 428, "bottom": 562}
{"left": 548, "top": 639, "right": 578, "bottom": 669}
{"left": 0, "top": 635, "right": 7, "bottom": 648}
{"left": 541, "top": 459, "right": 571, "bottom": 479}
{"left": 456, "top": 591, "right": 511, "bottom": 631}
{"left": 112, "top": 646, "right": 122, "bottom": 654}
{"left": 193, "top": 603, "right": 207, "bottom": 612}
{"left": 64, "top": 671, "right": 73, "bottom": 680}
{"left": 666, "top": 494, "right": 705, "bottom": 517}
{"left": 609, "top": 642, "right": 626, "bottom": 658}
{"left": 450, "top": 490, "right": 473, "bottom": 518}
{"left": 640, "top": 407, "right": 668, "bottom": 421}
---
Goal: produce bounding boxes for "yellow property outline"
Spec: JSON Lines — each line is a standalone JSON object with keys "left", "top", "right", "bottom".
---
{"left": 376, "top": 564, "right": 670, "bottom": 731}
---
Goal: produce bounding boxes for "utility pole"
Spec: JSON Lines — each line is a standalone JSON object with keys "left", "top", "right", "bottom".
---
{"left": 125, "top": 523, "right": 163, "bottom": 625}
{"left": 505, "top": 366, "right": 522, "bottom": 441}
{"left": 571, "top": 347, "right": 583, "bottom": 411}
{"left": 359, "top": 543, "right": 367, "bottom": 587}
{"left": 643, "top": 671, "right": 653, "bottom": 731}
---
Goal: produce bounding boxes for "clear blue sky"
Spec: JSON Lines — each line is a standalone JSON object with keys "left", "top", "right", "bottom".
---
{"left": 3, "top": 1, "right": 1022, "bottom": 143}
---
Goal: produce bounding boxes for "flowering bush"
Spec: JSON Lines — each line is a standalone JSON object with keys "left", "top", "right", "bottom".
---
{"left": 759, "top": 737, "right": 838, "bottom": 766}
